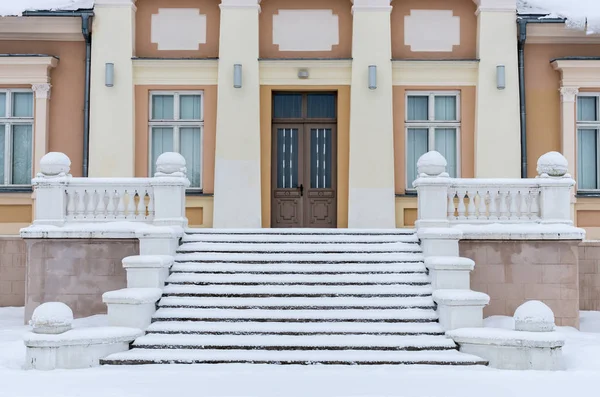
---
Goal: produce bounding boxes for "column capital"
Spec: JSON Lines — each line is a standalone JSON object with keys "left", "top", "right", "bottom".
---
{"left": 220, "top": 0, "right": 261, "bottom": 10}
{"left": 94, "top": 0, "right": 137, "bottom": 10}
{"left": 472, "top": 0, "right": 516, "bottom": 15}
{"left": 560, "top": 86, "right": 579, "bottom": 103}
{"left": 32, "top": 83, "right": 51, "bottom": 99}
{"left": 351, "top": 0, "right": 392, "bottom": 13}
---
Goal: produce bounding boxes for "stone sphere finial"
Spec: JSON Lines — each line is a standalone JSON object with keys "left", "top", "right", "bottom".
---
{"left": 39, "top": 152, "right": 71, "bottom": 177}
{"left": 537, "top": 151, "right": 569, "bottom": 178}
{"left": 29, "top": 302, "right": 74, "bottom": 334}
{"left": 417, "top": 151, "right": 447, "bottom": 177}
{"left": 155, "top": 152, "right": 187, "bottom": 176}
{"left": 514, "top": 300, "right": 555, "bottom": 332}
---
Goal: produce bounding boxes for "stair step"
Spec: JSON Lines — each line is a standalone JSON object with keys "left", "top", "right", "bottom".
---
{"left": 184, "top": 228, "right": 416, "bottom": 236}
{"left": 178, "top": 242, "right": 420, "bottom": 254}
{"left": 170, "top": 262, "right": 427, "bottom": 274}
{"left": 176, "top": 252, "right": 424, "bottom": 264}
{"left": 162, "top": 284, "right": 433, "bottom": 297}
{"left": 146, "top": 321, "right": 445, "bottom": 335}
{"left": 182, "top": 234, "right": 419, "bottom": 244}
{"left": 101, "top": 348, "right": 486, "bottom": 365}
{"left": 158, "top": 296, "right": 435, "bottom": 310}
{"left": 166, "top": 273, "right": 430, "bottom": 286}
{"left": 152, "top": 308, "right": 438, "bottom": 322}
{"left": 132, "top": 334, "right": 456, "bottom": 351}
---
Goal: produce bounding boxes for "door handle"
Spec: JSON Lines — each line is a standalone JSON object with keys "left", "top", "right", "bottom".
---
{"left": 298, "top": 184, "right": 304, "bottom": 197}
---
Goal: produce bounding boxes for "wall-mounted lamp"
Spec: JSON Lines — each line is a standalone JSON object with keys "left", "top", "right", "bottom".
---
{"left": 105, "top": 63, "right": 114, "bottom": 87}
{"left": 368, "top": 65, "right": 377, "bottom": 90}
{"left": 298, "top": 69, "right": 309, "bottom": 80}
{"left": 233, "top": 64, "right": 243, "bottom": 89}
{"left": 496, "top": 65, "right": 506, "bottom": 90}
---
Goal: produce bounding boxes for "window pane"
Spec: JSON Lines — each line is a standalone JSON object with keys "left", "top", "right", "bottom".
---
{"left": 435, "top": 128, "right": 457, "bottom": 177}
{"left": 151, "top": 95, "right": 174, "bottom": 120}
{"left": 407, "top": 96, "right": 428, "bottom": 121}
{"left": 435, "top": 96, "right": 457, "bottom": 121}
{"left": 180, "top": 95, "right": 201, "bottom": 120}
{"left": 151, "top": 127, "right": 174, "bottom": 176}
{"left": 0, "top": 93, "right": 6, "bottom": 118}
{"left": 406, "top": 128, "right": 429, "bottom": 188}
{"left": 276, "top": 128, "right": 299, "bottom": 189}
{"left": 578, "top": 129, "right": 598, "bottom": 190}
{"left": 11, "top": 124, "right": 32, "bottom": 185}
{"left": 180, "top": 127, "right": 202, "bottom": 188}
{"left": 0, "top": 125, "right": 4, "bottom": 184}
{"left": 578, "top": 97, "right": 598, "bottom": 122}
{"left": 307, "top": 94, "right": 336, "bottom": 119}
{"left": 310, "top": 128, "right": 332, "bottom": 189}
{"left": 12, "top": 93, "right": 33, "bottom": 118}
{"left": 273, "top": 94, "right": 302, "bottom": 119}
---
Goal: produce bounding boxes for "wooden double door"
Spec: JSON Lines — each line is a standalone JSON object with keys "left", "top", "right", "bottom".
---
{"left": 272, "top": 123, "right": 337, "bottom": 228}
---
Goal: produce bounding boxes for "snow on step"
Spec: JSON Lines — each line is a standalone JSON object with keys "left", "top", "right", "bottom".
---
{"left": 183, "top": 234, "right": 419, "bottom": 244}
{"left": 177, "top": 242, "right": 420, "bottom": 253}
{"left": 185, "top": 228, "right": 416, "bottom": 235}
{"left": 158, "top": 296, "right": 435, "bottom": 309}
{"left": 170, "top": 262, "right": 427, "bottom": 274}
{"left": 132, "top": 334, "right": 456, "bottom": 350}
{"left": 175, "top": 252, "right": 425, "bottom": 263}
{"left": 152, "top": 308, "right": 438, "bottom": 322}
{"left": 162, "top": 284, "right": 433, "bottom": 297}
{"left": 166, "top": 272, "right": 430, "bottom": 285}
{"left": 146, "top": 321, "right": 445, "bottom": 335}
{"left": 102, "top": 348, "right": 485, "bottom": 365}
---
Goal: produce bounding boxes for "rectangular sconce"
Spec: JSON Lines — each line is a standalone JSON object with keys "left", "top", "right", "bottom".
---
{"left": 496, "top": 65, "right": 506, "bottom": 90}
{"left": 105, "top": 63, "right": 114, "bottom": 87}
{"left": 233, "top": 64, "right": 242, "bottom": 89}
{"left": 368, "top": 65, "right": 377, "bottom": 90}
{"left": 298, "top": 69, "right": 309, "bottom": 79}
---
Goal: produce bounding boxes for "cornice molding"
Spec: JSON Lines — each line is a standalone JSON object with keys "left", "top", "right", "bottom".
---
{"left": 0, "top": 16, "right": 83, "bottom": 42}
{"left": 0, "top": 56, "right": 58, "bottom": 84}
{"left": 552, "top": 60, "right": 600, "bottom": 91}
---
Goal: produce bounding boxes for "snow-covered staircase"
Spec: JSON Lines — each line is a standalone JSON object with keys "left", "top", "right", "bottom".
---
{"left": 102, "top": 229, "right": 486, "bottom": 365}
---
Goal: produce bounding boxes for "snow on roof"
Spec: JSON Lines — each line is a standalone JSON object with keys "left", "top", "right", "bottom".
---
{"left": 518, "top": 0, "right": 600, "bottom": 34}
{"left": 0, "top": 0, "right": 93, "bottom": 16}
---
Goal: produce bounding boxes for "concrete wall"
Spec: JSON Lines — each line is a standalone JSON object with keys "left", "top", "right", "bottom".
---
{"left": 24, "top": 239, "right": 138, "bottom": 321}
{"left": 460, "top": 240, "right": 580, "bottom": 328}
{"left": 0, "top": 237, "right": 26, "bottom": 307}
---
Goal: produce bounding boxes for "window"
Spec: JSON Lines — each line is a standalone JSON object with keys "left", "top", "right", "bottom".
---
{"left": 0, "top": 90, "right": 34, "bottom": 186}
{"left": 576, "top": 94, "right": 600, "bottom": 191}
{"left": 405, "top": 91, "right": 460, "bottom": 189}
{"left": 149, "top": 91, "right": 203, "bottom": 189}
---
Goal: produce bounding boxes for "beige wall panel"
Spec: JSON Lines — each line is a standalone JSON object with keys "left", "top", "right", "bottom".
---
{"left": 0, "top": 41, "right": 85, "bottom": 176}
{"left": 391, "top": 0, "right": 476, "bottom": 60}
{"left": 259, "top": 0, "right": 352, "bottom": 59}
{"left": 393, "top": 85, "right": 475, "bottom": 194}
{"left": 134, "top": 85, "right": 217, "bottom": 194}
{"left": 136, "top": 0, "right": 220, "bottom": 58}
{"left": 259, "top": 85, "right": 350, "bottom": 228}
{"left": 0, "top": 205, "right": 32, "bottom": 224}
{"left": 186, "top": 195, "right": 214, "bottom": 228}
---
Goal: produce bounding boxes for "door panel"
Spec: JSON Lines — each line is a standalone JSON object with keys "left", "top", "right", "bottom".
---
{"left": 272, "top": 126, "right": 303, "bottom": 228}
{"left": 304, "top": 126, "right": 336, "bottom": 228}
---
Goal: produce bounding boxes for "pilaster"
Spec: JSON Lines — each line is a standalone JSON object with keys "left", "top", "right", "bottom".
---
{"left": 473, "top": 0, "right": 521, "bottom": 177}
{"left": 89, "top": 0, "right": 136, "bottom": 177}
{"left": 347, "top": 0, "right": 396, "bottom": 228}
{"left": 559, "top": 86, "right": 579, "bottom": 220}
{"left": 213, "top": 0, "right": 262, "bottom": 228}
{"left": 31, "top": 84, "right": 51, "bottom": 176}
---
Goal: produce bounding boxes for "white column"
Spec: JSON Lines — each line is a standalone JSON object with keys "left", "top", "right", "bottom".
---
{"left": 212, "top": 0, "right": 262, "bottom": 228}
{"left": 89, "top": 0, "right": 136, "bottom": 177}
{"left": 473, "top": 0, "right": 521, "bottom": 178}
{"left": 31, "top": 83, "right": 51, "bottom": 176}
{"left": 559, "top": 86, "right": 579, "bottom": 221}
{"left": 347, "top": 0, "right": 396, "bottom": 228}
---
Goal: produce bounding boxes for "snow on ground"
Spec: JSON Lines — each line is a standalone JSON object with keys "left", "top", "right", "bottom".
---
{"left": 1, "top": 307, "right": 600, "bottom": 397}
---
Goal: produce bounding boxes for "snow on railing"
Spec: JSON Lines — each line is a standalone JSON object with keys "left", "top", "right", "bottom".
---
{"left": 32, "top": 152, "right": 190, "bottom": 228}
{"left": 413, "top": 151, "right": 575, "bottom": 228}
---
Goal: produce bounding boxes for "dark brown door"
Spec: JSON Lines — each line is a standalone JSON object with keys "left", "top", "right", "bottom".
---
{"left": 271, "top": 93, "right": 337, "bottom": 228}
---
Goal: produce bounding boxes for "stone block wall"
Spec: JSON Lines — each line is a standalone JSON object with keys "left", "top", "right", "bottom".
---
{"left": 0, "top": 237, "right": 26, "bottom": 307}
{"left": 579, "top": 241, "right": 600, "bottom": 311}
{"left": 25, "top": 239, "right": 139, "bottom": 321}
{"left": 460, "top": 240, "right": 580, "bottom": 328}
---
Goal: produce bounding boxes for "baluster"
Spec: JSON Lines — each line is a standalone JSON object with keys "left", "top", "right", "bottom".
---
{"left": 447, "top": 190, "right": 456, "bottom": 220}
{"left": 134, "top": 192, "right": 143, "bottom": 219}
{"left": 66, "top": 190, "right": 75, "bottom": 219}
{"left": 126, "top": 189, "right": 136, "bottom": 219}
{"left": 76, "top": 189, "right": 86, "bottom": 219}
{"left": 530, "top": 190, "right": 540, "bottom": 220}
{"left": 457, "top": 189, "right": 467, "bottom": 220}
{"left": 508, "top": 189, "right": 519, "bottom": 220}
{"left": 95, "top": 190, "right": 106, "bottom": 219}
{"left": 86, "top": 190, "right": 95, "bottom": 220}
{"left": 519, "top": 190, "right": 529, "bottom": 220}
{"left": 116, "top": 189, "right": 125, "bottom": 219}
{"left": 488, "top": 189, "right": 498, "bottom": 221}
{"left": 477, "top": 189, "right": 487, "bottom": 219}
{"left": 146, "top": 191, "right": 154, "bottom": 219}
{"left": 498, "top": 189, "right": 509, "bottom": 221}
{"left": 466, "top": 189, "right": 477, "bottom": 220}
{"left": 106, "top": 190, "right": 116, "bottom": 219}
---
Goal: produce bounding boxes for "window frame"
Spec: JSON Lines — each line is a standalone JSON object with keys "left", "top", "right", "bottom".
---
{"left": 0, "top": 88, "right": 35, "bottom": 186}
{"left": 148, "top": 91, "right": 204, "bottom": 190}
{"left": 576, "top": 92, "right": 600, "bottom": 192}
{"left": 404, "top": 90, "right": 461, "bottom": 190}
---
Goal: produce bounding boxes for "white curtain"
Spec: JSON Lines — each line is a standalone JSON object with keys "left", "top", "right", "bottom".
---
{"left": 407, "top": 128, "right": 428, "bottom": 187}
{"left": 434, "top": 96, "right": 457, "bottom": 121}
{"left": 180, "top": 127, "right": 202, "bottom": 188}
{"left": 152, "top": 95, "right": 174, "bottom": 120}
{"left": 179, "top": 95, "right": 201, "bottom": 120}
{"left": 12, "top": 93, "right": 33, "bottom": 118}
{"left": 578, "top": 128, "right": 598, "bottom": 189}
{"left": 11, "top": 125, "right": 32, "bottom": 185}
{"left": 407, "top": 96, "right": 428, "bottom": 121}
{"left": 151, "top": 127, "right": 174, "bottom": 176}
{"left": 435, "top": 128, "right": 457, "bottom": 177}
{"left": 578, "top": 97, "right": 597, "bottom": 121}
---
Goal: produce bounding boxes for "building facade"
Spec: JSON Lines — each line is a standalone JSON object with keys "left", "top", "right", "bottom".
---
{"left": 0, "top": 0, "right": 598, "bottom": 234}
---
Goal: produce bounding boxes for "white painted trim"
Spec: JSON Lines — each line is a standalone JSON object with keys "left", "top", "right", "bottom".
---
{"left": 526, "top": 24, "right": 600, "bottom": 45}
{"left": 0, "top": 57, "right": 57, "bottom": 85}
{"left": 259, "top": 59, "right": 352, "bottom": 86}
{"left": 392, "top": 61, "right": 478, "bottom": 86}
{"left": 133, "top": 59, "right": 218, "bottom": 85}
{"left": 0, "top": 16, "right": 83, "bottom": 41}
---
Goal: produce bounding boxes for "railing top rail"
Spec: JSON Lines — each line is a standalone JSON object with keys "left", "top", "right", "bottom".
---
{"left": 66, "top": 177, "right": 154, "bottom": 186}
{"left": 449, "top": 178, "right": 542, "bottom": 187}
